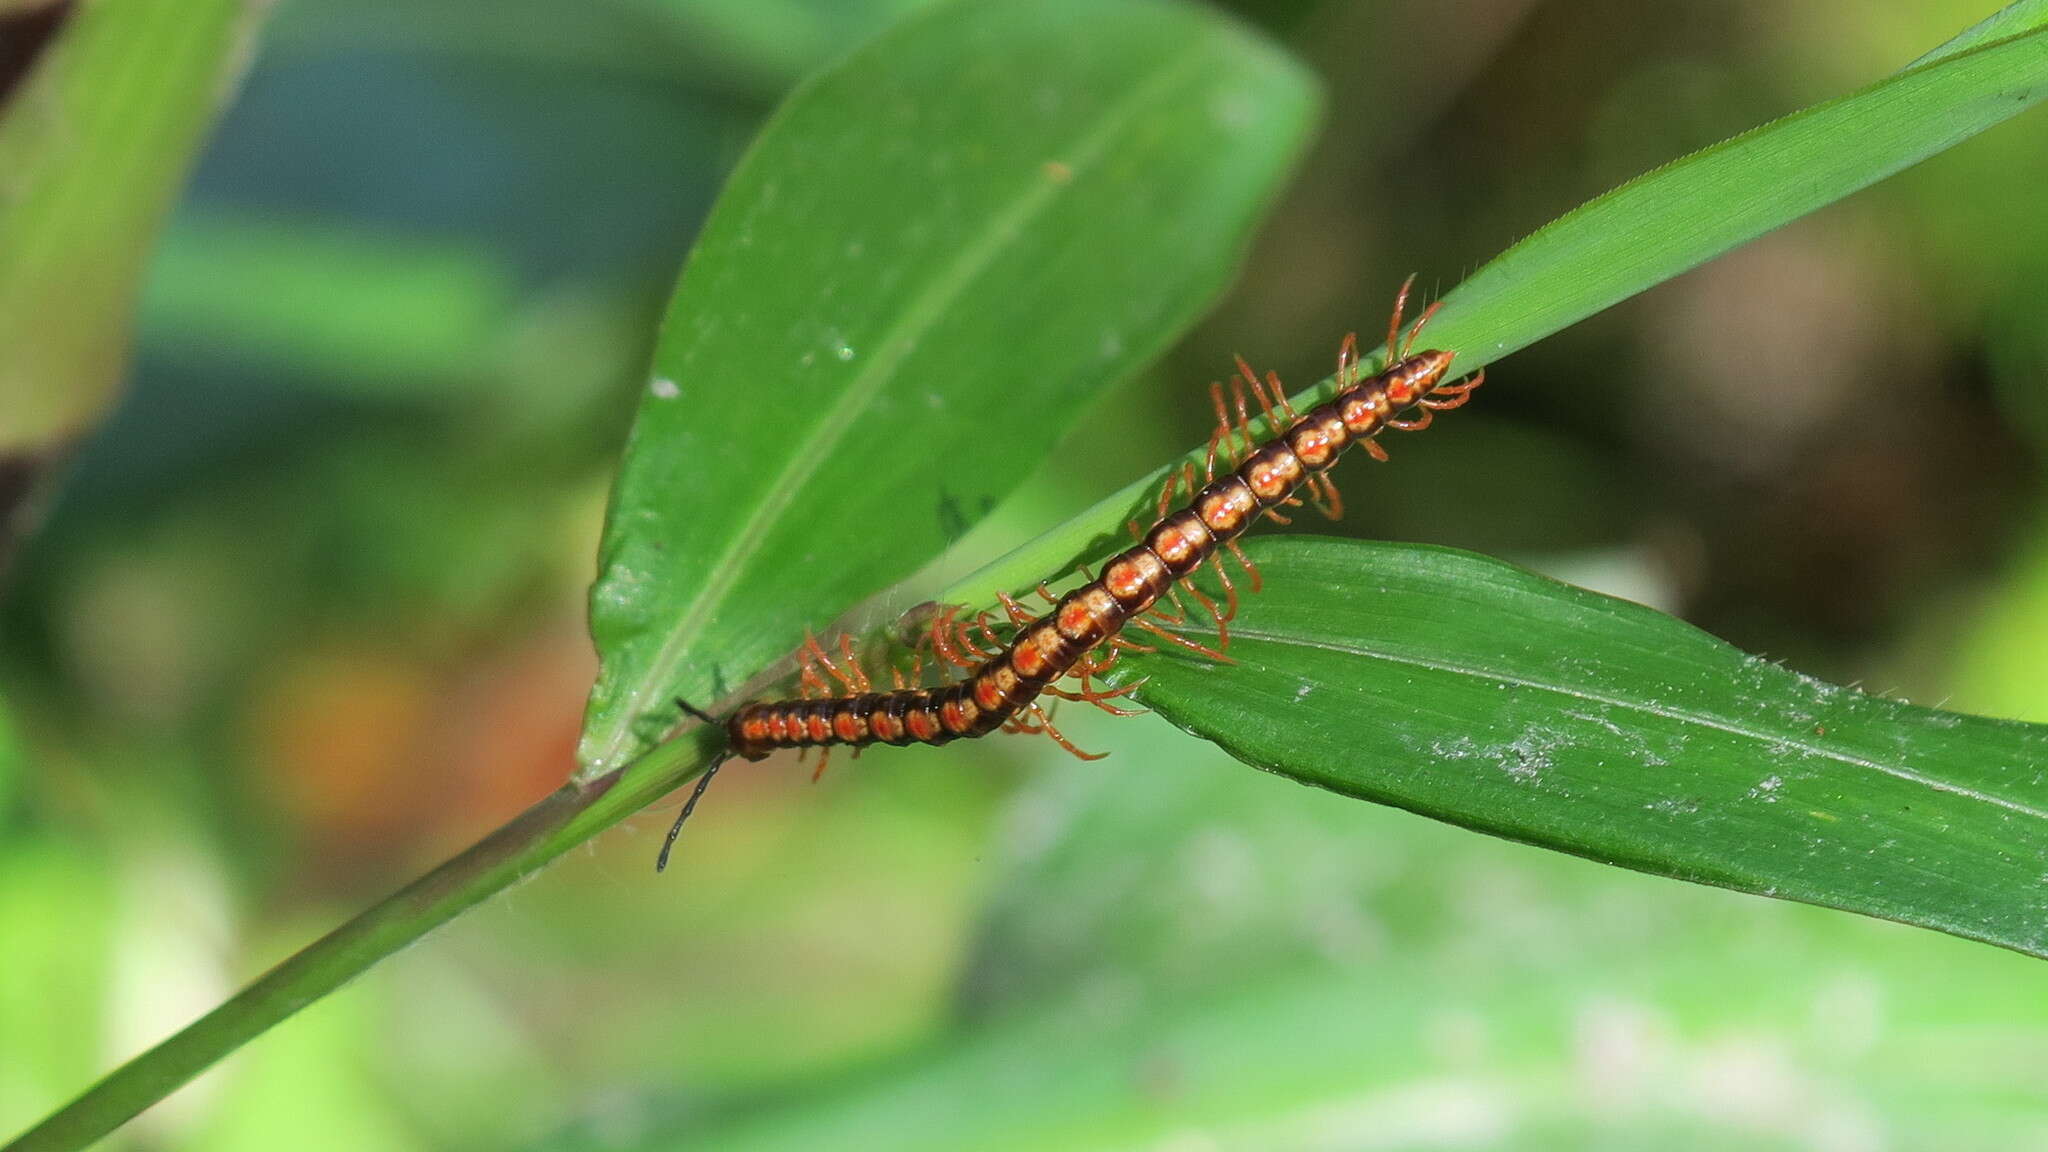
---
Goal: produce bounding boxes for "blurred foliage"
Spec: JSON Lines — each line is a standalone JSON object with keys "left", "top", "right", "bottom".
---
{"left": 0, "top": 0, "right": 267, "bottom": 573}
{"left": 3, "top": 0, "right": 2047, "bottom": 1149}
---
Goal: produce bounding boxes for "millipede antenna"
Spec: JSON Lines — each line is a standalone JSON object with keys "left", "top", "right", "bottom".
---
{"left": 655, "top": 696, "right": 730, "bottom": 873}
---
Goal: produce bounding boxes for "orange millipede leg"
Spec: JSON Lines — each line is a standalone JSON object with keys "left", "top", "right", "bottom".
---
{"left": 1402, "top": 300, "right": 1444, "bottom": 359}
{"left": 1177, "top": 568, "right": 1230, "bottom": 651}
{"left": 1129, "top": 616, "right": 1230, "bottom": 663}
{"left": 971, "top": 612, "right": 1010, "bottom": 658}
{"left": 1362, "top": 437, "right": 1390, "bottom": 463}
{"left": 1155, "top": 462, "right": 1183, "bottom": 521}
{"left": 1224, "top": 538, "right": 1263, "bottom": 594}
{"left": 1336, "top": 331, "right": 1364, "bottom": 387}
{"left": 1026, "top": 703, "right": 1108, "bottom": 761}
{"left": 1387, "top": 407, "right": 1433, "bottom": 433}
{"left": 1041, "top": 686, "right": 1147, "bottom": 717}
{"left": 996, "top": 591, "right": 1035, "bottom": 628}
{"left": 1264, "top": 367, "right": 1301, "bottom": 424}
{"left": 1386, "top": 275, "right": 1414, "bottom": 364}
{"left": 838, "top": 633, "right": 873, "bottom": 692}
{"left": 1227, "top": 371, "right": 1252, "bottom": 445}
{"left": 1075, "top": 642, "right": 1120, "bottom": 679}
{"left": 1235, "top": 354, "right": 1284, "bottom": 433}
{"left": 805, "top": 631, "right": 859, "bottom": 693}
{"left": 1206, "top": 383, "right": 1233, "bottom": 480}
{"left": 1045, "top": 671, "right": 1148, "bottom": 710}
{"left": 1307, "top": 470, "right": 1345, "bottom": 520}
{"left": 930, "top": 607, "right": 979, "bottom": 670}
{"left": 1206, "top": 549, "right": 1241, "bottom": 625}
{"left": 1422, "top": 368, "right": 1484, "bottom": 409}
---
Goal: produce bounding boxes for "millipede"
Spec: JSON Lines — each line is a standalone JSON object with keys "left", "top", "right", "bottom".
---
{"left": 657, "top": 279, "right": 1483, "bottom": 869}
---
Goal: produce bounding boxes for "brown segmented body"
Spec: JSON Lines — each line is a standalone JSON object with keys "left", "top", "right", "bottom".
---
{"left": 724, "top": 342, "right": 1472, "bottom": 761}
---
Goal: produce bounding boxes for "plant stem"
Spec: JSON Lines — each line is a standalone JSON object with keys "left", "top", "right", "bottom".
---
{"left": 3, "top": 725, "right": 724, "bottom": 1152}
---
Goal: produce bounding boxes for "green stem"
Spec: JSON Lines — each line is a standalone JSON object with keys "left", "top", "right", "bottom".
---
{"left": 4, "top": 726, "right": 724, "bottom": 1152}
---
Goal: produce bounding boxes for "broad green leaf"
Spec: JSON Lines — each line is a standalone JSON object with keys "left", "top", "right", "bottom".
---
{"left": 578, "top": 0, "right": 1317, "bottom": 774}
{"left": 0, "top": 0, "right": 266, "bottom": 453}
{"left": 1113, "top": 537, "right": 2048, "bottom": 958}
{"left": 939, "top": 8, "right": 2048, "bottom": 606}
{"left": 593, "top": 748, "right": 2048, "bottom": 1151}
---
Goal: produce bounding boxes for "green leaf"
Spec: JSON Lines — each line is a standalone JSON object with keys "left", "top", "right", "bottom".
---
{"left": 611, "top": 748, "right": 2048, "bottom": 1150}
{"left": 577, "top": 0, "right": 1318, "bottom": 774}
{"left": 1115, "top": 537, "right": 2048, "bottom": 957}
{"left": 0, "top": 0, "right": 267, "bottom": 453}
{"left": 938, "top": 6, "right": 2048, "bottom": 607}
{"left": 1419, "top": 5, "right": 2048, "bottom": 373}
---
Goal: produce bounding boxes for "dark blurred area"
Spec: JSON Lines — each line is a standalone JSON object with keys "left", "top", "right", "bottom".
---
{"left": 4, "top": 0, "right": 2046, "bottom": 1147}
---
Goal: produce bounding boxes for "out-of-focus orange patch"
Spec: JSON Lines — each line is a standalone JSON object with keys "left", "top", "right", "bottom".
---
{"left": 254, "top": 646, "right": 437, "bottom": 865}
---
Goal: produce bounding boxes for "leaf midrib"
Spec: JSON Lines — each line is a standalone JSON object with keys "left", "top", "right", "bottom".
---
{"left": 588, "top": 43, "right": 1220, "bottom": 768}
{"left": 1217, "top": 626, "right": 2048, "bottom": 825}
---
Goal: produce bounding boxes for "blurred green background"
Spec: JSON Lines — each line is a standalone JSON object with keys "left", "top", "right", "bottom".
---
{"left": 4, "top": 0, "right": 2047, "bottom": 1147}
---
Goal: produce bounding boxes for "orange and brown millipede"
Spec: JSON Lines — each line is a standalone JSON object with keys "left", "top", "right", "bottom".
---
{"left": 657, "top": 279, "right": 1483, "bottom": 869}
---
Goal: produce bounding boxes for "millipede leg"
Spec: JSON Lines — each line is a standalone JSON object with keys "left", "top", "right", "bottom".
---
{"left": 1308, "top": 471, "right": 1346, "bottom": 520}
{"left": 1386, "top": 274, "right": 1414, "bottom": 364}
{"left": 1227, "top": 371, "right": 1253, "bottom": 449}
{"left": 953, "top": 613, "right": 1001, "bottom": 662}
{"left": 1206, "top": 383, "right": 1234, "bottom": 480}
{"left": 1027, "top": 703, "right": 1108, "bottom": 761}
{"left": 797, "top": 641, "right": 831, "bottom": 699}
{"left": 1224, "top": 538, "right": 1263, "bottom": 594}
{"left": 1265, "top": 368, "right": 1301, "bottom": 423}
{"left": 1235, "top": 354, "right": 1285, "bottom": 434}
{"left": 1042, "top": 684, "right": 1143, "bottom": 714}
{"left": 1207, "top": 549, "right": 1241, "bottom": 625}
{"left": 1336, "top": 331, "right": 1364, "bottom": 387}
{"left": 1179, "top": 570, "right": 1230, "bottom": 651}
{"left": 930, "top": 607, "right": 979, "bottom": 670}
{"left": 1388, "top": 407, "right": 1433, "bottom": 433}
{"left": 1148, "top": 584, "right": 1191, "bottom": 625}
{"left": 1155, "top": 461, "right": 1183, "bottom": 520}
{"left": 805, "top": 630, "right": 859, "bottom": 693}
{"left": 812, "top": 745, "right": 832, "bottom": 783}
{"left": 972, "top": 612, "right": 1009, "bottom": 658}
{"left": 1076, "top": 642, "right": 1121, "bottom": 679}
{"left": 838, "top": 633, "right": 873, "bottom": 692}
{"left": 1402, "top": 300, "right": 1444, "bottom": 359}
{"left": 1071, "top": 671, "right": 1149, "bottom": 708}
{"left": 1362, "top": 437, "right": 1389, "bottom": 463}
{"left": 1130, "top": 616, "right": 1230, "bottom": 663}
{"left": 1423, "top": 367, "right": 1484, "bottom": 409}
{"left": 997, "top": 591, "right": 1035, "bottom": 628}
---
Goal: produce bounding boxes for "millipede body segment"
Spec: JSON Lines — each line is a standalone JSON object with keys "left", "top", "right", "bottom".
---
{"left": 722, "top": 283, "right": 1482, "bottom": 763}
